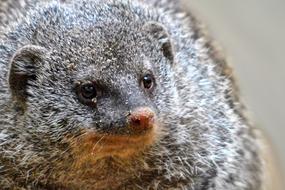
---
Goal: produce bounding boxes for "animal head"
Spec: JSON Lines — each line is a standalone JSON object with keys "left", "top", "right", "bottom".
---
{"left": 7, "top": 0, "right": 178, "bottom": 158}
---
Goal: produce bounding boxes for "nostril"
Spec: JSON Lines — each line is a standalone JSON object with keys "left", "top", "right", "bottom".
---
{"left": 132, "top": 118, "right": 141, "bottom": 126}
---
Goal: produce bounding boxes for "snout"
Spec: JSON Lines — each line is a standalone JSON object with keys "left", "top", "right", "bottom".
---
{"left": 72, "top": 107, "right": 158, "bottom": 158}
{"left": 96, "top": 106, "right": 157, "bottom": 135}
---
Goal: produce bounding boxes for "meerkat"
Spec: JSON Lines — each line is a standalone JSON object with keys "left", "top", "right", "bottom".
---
{"left": 0, "top": 0, "right": 282, "bottom": 189}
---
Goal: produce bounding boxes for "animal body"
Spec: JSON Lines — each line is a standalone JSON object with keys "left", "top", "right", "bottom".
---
{"left": 0, "top": 0, "right": 276, "bottom": 189}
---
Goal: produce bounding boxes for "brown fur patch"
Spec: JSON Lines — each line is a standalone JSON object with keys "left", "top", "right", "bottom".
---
{"left": 51, "top": 125, "right": 160, "bottom": 189}
{"left": 71, "top": 127, "right": 157, "bottom": 159}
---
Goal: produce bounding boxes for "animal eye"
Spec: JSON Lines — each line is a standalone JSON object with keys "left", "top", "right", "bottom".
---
{"left": 81, "top": 82, "right": 97, "bottom": 99}
{"left": 141, "top": 74, "right": 155, "bottom": 90}
{"left": 75, "top": 81, "right": 97, "bottom": 106}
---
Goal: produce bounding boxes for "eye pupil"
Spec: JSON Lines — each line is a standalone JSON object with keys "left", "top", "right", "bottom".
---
{"left": 81, "top": 82, "right": 97, "bottom": 99}
{"left": 142, "top": 74, "right": 154, "bottom": 89}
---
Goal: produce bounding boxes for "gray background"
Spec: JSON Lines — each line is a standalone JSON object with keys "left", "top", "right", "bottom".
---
{"left": 183, "top": 0, "right": 285, "bottom": 179}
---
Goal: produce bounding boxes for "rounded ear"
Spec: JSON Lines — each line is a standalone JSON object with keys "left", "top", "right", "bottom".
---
{"left": 8, "top": 45, "right": 47, "bottom": 104}
{"left": 143, "top": 21, "right": 174, "bottom": 62}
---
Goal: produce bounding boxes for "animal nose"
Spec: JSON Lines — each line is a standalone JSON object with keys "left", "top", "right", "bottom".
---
{"left": 128, "top": 107, "right": 155, "bottom": 130}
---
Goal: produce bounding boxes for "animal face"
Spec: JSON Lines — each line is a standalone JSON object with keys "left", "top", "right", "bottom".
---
{"left": 7, "top": 2, "right": 177, "bottom": 157}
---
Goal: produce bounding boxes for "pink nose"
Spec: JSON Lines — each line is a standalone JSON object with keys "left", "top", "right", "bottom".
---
{"left": 128, "top": 107, "right": 155, "bottom": 130}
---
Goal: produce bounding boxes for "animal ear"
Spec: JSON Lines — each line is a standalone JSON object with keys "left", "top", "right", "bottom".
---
{"left": 8, "top": 45, "right": 47, "bottom": 104}
{"left": 143, "top": 21, "right": 174, "bottom": 62}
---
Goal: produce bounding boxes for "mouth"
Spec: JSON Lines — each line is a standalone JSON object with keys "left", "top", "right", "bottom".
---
{"left": 89, "top": 132, "right": 154, "bottom": 157}
{"left": 68, "top": 107, "right": 158, "bottom": 161}
{"left": 70, "top": 125, "right": 158, "bottom": 159}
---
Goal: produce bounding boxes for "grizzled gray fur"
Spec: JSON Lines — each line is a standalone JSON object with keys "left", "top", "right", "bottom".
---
{"left": 0, "top": 0, "right": 263, "bottom": 189}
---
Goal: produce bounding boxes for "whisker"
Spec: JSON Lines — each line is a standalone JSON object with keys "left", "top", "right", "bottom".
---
{"left": 91, "top": 134, "right": 106, "bottom": 154}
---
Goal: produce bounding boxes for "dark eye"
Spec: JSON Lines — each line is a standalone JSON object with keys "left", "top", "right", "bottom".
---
{"left": 141, "top": 74, "right": 155, "bottom": 90}
{"left": 75, "top": 81, "right": 97, "bottom": 106}
{"left": 81, "top": 82, "right": 97, "bottom": 99}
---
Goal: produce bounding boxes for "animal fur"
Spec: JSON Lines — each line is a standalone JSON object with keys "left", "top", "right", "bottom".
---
{"left": 0, "top": 0, "right": 267, "bottom": 189}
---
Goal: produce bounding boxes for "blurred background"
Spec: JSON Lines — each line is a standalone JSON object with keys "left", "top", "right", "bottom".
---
{"left": 182, "top": 0, "right": 285, "bottom": 184}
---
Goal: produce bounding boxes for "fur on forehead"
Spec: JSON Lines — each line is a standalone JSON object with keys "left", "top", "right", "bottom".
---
{"left": 26, "top": 0, "right": 168, "bottom": 44}
{"left": 21, "top": 0, "right": 172, "bottom": 66}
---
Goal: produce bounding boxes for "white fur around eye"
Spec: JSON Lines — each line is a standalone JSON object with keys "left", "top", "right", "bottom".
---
{"left": 143, "top": 59, "right": 153, "bottom": 71}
